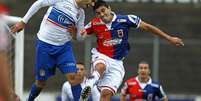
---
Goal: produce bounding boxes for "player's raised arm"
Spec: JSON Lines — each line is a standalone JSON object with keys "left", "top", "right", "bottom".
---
{"left": 139, "top": 20, "right": 184, "bottom": 47}
{"left": 11, "top": 0, "right": 61, "bottom": 33}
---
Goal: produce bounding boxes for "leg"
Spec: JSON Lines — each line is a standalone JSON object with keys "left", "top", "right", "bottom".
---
{"left": 87, "top": 62, "right": 106, "bottom": 88}
{"left": 80, "top": 62, "right": 106, "bottom": 100}
{"left": 0, "top": 52, "right": 17, "bottom": 101}
{"left": 100, "top": 89, "right": 113, "bottom": 101}
{"left": 28, "top": 39, "right": 54, "bottom": 101}
{"left": 28, "top": 80, "right": 46, "bottom": 101}
{"left": 58, "top": 42, "right": 81, "bottom": 101}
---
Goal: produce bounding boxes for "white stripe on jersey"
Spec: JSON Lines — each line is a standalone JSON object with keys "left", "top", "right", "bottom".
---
{"left": 128, "top": 14, "right": 141, "bottom": 28}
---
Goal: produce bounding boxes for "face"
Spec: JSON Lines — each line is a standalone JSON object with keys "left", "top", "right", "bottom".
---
{"left": 76, "top": 64, "right": 86, "bottom": 77}
{"left": 95, "top": 6, "right": 112, "bottom": 23}
{"left": 137, "top": 63, "right": 150, "bottom": 79}
{"left": 79, "top": 0, "right": 95, "bottom": 8}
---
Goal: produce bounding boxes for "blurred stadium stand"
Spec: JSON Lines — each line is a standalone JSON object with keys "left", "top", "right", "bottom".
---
{"left": 6, "top": 0, "right": 201, "bottom": 100}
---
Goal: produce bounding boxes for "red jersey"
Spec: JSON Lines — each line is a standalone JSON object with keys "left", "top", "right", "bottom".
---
{"left": 85, "top": 14, "right": 140, "bottom": 60}
{"left": 121, "top": 76, "right": 166, "bottom": 101}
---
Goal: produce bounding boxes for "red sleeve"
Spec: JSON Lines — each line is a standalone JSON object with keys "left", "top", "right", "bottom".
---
{"left": 85, "top": 21, "right": 93, "bottom": 35}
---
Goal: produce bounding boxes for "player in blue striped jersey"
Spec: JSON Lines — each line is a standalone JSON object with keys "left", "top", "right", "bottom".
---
{"left": 61, "top": 62, "right": 100, "bottom": 101}
{"left": 10, "top": 0, "right": 95, "bottom": 100}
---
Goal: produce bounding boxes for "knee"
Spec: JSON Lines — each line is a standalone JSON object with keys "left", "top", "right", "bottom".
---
{"left": 101, "top": 89, "right": 113, "bottom": 97}
{"left": 35, "top": 80, "right": 46, "bottom": 88}
{"left": 95, "top": 63, "right": 106, "bottom": 74}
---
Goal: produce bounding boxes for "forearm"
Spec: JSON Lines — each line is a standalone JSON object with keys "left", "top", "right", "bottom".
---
{"left": 22, "top": 0, "right": 50, "bottom": 23}
{"left": 146, "top": 24, "right": 171, "bottom": 41}
{"left": 140, "top": 21, "right": 171, "bottom": 41}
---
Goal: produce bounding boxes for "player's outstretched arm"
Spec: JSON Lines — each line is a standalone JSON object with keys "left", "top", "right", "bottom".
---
{"left": 139, "top": 20, "right": 184, "bottom": 47}
{"left": 11, "top": 0, "right": 58, "bottom": 33}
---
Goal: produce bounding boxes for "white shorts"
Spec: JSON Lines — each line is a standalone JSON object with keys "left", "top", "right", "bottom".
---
{"left": 91, "top": 48, "right": 125, "bottom": 95}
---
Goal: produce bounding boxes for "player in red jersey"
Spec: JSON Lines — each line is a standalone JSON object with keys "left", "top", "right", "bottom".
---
{"left": 69, "top": 0, "right": 184, "bottom": 100}
{"left": 120, "top": 61, "right": 168, "bottom": 101}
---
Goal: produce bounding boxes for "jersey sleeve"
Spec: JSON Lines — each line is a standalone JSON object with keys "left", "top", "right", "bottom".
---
{"left": 127, "top": 14, "right": 141, "bottom": 28}
{"left": 84, "top": 21, "right": 93, "bottom": 35}
{"left": 22, "top": 0, "right": 63, "bottom": 23}
{"left": 121, "top": 82, "right": 128, "bottom": 95}
{"left": 157, "top": 85, "right": 167, "bottom": 100}
{"left": 61, "top": 82, "right": 70, "bottom": 101}
{"left": 76, "top": 9, "right": 85, "bottom": 40}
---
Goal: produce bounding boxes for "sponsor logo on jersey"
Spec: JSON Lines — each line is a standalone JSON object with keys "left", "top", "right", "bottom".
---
{"left": 139, "top": 89, "right": 146, "bottom": 92}
{"left": 58, "top": 15, "right": 72, "bottom": 25}
{"left": 128, "top": 82, "right": 136, "bottom": 85}
{"left": 65, "top": 63, "right": 76, "bottom": 67}
{"left": 117, "top": 19, "right": 127, "bottom": 23}
{"left": 103, "top": 38, "right": 122, "bottom": 46}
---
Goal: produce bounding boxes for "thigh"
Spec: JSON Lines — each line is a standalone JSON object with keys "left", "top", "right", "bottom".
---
{"left": 57, "top": 42, "right": 77, "bottom": 74}
{"left": 98, "top": 60, "right": 125, "bottom": 95}
{"left": 35, "top": 40, "right": 56, "bottom": 81}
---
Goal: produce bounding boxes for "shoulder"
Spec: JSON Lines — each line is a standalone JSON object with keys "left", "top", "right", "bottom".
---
{"left": 150, "top": 80, "right": 161, "bottom": 88}
{"left": 89, "top": 18, "right": 104, "bottom": 26}
{"left": 62, "top": 81, "right": 71, "bottom": 89}
{"left": 126, "top": 77, "right": 137, "bottom": 85}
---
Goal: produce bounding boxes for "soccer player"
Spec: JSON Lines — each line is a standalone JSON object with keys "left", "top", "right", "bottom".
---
{"left": 61, "top": 62, "right": 100, "bottom": 101}
{"left": 0, "top": 15, "right": 19, "bottom": 101}
{"left": 67, "top": 0, "right": 184, "bottom": 100}
{"left": 120, "top": 61, "right": 168, "bottom": 101}
{"left": 10, "top": 0, "right": 94, "bottom": 100}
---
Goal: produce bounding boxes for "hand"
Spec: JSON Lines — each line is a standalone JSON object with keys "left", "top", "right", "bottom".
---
{"left": 10, "top": 21, "right": 25, "bottom": 33}
{"left": 67, "top": 25, "right": 77, "bottom": 40}
{"left": 80, "top": 29, "right": 87, "bottom": 36}
{"left": 168, "top": 36, "right": 184, "bottom": 47}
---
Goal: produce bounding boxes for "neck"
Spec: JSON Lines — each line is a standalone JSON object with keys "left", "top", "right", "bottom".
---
{"left": 139, "top": 76, "right": 150, "bottom": 83}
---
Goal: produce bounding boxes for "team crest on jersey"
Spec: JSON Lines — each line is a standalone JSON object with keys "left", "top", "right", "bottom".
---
{"left": 117, "top": 19, "right": 127, "bottom": 23}
{"left": 39, "top": 69, "right": 46, "bottom": 77}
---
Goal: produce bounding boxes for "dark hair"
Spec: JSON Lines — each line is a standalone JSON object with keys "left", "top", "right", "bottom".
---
{"left": 93, "top": 0, "right": 109, "bottom": 11}
{"left": 76, "top": 62, "right": 85, "bottom": 66}
{"left": 139, "top": 61, "right": 149, "bottom": 65}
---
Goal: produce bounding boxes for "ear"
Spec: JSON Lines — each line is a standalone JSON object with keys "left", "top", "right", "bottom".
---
{"left": 108, "top": 6, "right": 111, "bottom": 10}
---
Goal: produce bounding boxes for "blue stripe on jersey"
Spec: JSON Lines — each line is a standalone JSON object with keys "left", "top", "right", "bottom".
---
{"left": 48, "top": 7, "right": 75, "bottom": 28}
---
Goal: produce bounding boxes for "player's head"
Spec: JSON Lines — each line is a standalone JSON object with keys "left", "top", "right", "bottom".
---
{"left": 77, "top": 0, "right": 95, "bottom": 8}
{"left": 93, "top": 0, "right": 113, "bottom": 23}
{"left": 137, "top": 61, "right": 150, "bottom": 79}
{"left": 76, "top": 62, "right": 86, "bottom": 77}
